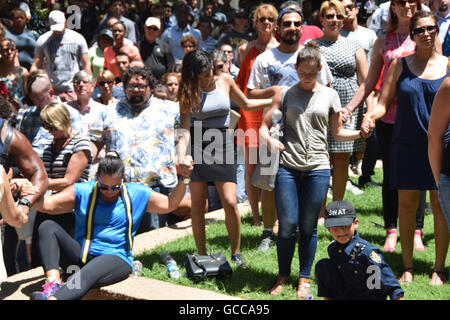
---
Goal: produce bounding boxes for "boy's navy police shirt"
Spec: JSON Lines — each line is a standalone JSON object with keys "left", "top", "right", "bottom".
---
{"left": 328, "top": 231, "right": 404, "bottom": 300}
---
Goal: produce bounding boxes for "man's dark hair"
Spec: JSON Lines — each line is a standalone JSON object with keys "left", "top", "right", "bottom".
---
{"left": 0, "top": 95, "right": 12, "bottom": 120}
{"left": 123, "top": 66, "right": 158, "bottom": 90}
{"left": 115, "top": 51, "right": 131, "bottom": 61}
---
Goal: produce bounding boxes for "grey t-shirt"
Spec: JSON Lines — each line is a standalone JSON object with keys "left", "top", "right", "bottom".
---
{"left": 280, "top": 84, "right": 341, "bottom": 171}
{"left": 34, "top": 29, "right": 89, "bottom": 92}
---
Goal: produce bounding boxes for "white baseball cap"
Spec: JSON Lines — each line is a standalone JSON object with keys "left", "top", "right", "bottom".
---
{"left": 145, "top": 17, "right": 161, "bottom": 29}
{"left": 49, "top": 10, "right": 66, "bottom": 32}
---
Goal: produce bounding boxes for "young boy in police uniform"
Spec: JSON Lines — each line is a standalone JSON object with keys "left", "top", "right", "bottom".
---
{"left": 315, "top": 200, "right": 404, "bottom": 300}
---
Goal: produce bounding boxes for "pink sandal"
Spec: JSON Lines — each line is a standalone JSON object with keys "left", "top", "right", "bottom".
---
{"left": 414, "top": 230, "right": 425, "bottom": 251}
{"left": 383, "top": 229, "right": 397, "bottom": 252}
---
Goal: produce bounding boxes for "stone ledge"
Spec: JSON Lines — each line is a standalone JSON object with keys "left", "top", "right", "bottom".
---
{"left": 0, "top": 203, "right": 251, "bottom": 300}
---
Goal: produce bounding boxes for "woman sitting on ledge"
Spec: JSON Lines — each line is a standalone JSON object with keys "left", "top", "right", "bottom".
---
{"left": 22, "top": 152, "right": 192, "bottom": 300}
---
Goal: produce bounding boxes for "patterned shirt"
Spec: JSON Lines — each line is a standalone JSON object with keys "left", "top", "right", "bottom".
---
{"left": 88, "top": 96, "right": 180, "bottom": 187}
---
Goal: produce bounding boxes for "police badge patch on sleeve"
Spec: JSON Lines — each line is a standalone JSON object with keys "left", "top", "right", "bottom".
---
{"left": 369, "top": 251, "right": 382, "bottom": 263}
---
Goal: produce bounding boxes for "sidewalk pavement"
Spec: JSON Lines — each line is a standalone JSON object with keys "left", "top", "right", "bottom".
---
{"left": 0, "top": 203, "right": 251, "bottom": 300}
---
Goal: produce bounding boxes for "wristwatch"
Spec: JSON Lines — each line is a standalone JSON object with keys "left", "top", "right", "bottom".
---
{"left": 182, "top": 177, "right": 191, "bottom": 185}
{"left": 17, "top": 198, "right": 31, "bottom": 208}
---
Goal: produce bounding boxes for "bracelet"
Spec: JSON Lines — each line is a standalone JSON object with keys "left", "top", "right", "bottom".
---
{"left": 344, "top": 106, "right": 353, "bottom": 123}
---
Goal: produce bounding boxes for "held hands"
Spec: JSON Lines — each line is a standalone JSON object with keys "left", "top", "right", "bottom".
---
{"left": 176, "top": 155, "right": 194, "bottom": 178}
{"left": 360, "top": 115, "right": 375, "bottom": 138}
{"left": 10, "top": 178, "right": 39, "bottom": 198}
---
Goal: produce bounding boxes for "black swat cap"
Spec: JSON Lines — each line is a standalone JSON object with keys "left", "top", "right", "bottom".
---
{"left": 324, "top": 200, "right": 357, "bottom": 228}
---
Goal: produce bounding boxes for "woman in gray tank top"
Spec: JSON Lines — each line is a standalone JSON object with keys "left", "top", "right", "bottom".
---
{"left": 177, "top": 50, "right": 272, "bottom": 268}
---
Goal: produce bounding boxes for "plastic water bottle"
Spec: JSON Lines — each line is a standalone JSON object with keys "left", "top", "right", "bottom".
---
{"left": 160, "top": 251, "right": 180, "bottom": 279}
{"left": 132, "top": 260, "right": 143, "bottom": 277}
{"left": 298, "top": 283, "right": 314, "bottom": 300}
{"left": 270, "top": 109, "right": 283, "bottom": 139}
{"left": 262, "top": 74, "right": 271, "bottom": 89}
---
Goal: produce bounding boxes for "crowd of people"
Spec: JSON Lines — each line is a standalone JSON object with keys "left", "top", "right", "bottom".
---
{"left": 0, "top": 0, "right": 448, "bottom": 300}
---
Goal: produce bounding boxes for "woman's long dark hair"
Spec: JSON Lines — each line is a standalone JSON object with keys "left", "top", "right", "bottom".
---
{"left": 178, "top": 50, "right": 213, "bottom": 113}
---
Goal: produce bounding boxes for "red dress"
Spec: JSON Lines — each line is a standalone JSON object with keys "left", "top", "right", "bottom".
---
{"left": 236, "top": 45, "right": 264, "bottom": 148}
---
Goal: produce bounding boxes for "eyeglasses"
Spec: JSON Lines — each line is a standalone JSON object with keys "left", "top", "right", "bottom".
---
{"left": 146, "top": 26, "right": 159, "bottom": 31}
{"left": 412, "top": 25, "right": 438, "bottom": 36}
{"left": 324, "top": 13, "right": 344, "bottom": 20}
{"left": 74, "top": 79, "right": 90, "bottom": 85}
{"left": 126, "top": 83, "right": 149, "bottom": 91}
{"left": 281, "top": 20, "right": 302, "bottom": 28}
{"left": 344, "top": 4, "right": 355, "bottom": 11}
{"left": 258, "top": 17, "right": 274, "bottom": 23}
{"left": 98, "top": 80, "right": 114, "bottom": 86}
{"left": 98, "top": 181, "right": 122, "bottom": 191}
{"left": 394, "top": 0, "right": 416, "bottom": 7}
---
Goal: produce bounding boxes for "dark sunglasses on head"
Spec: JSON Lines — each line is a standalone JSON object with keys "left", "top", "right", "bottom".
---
{"left": 98, "top": 182, "right": 122, "bottom": 191}
{"left": 412, "top": 25, "right": 438, "bottom": 36}
{"left": 281, "top": 20, "right": 302, "bottom": 28}
{"left": 324, "top": 13, "right": 344, "bottom": 20}
{"left": 98, "top": 80, "right": 114, "bottom": 86}
{"left": 395, "top": 0, "right": 416, "bottom": 7}
{"left": 259, "top": 17, "right": 274, "bottom": 23}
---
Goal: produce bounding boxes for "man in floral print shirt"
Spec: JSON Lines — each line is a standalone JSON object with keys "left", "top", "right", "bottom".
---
{"left": 88, "top": 66, "right": 187, "bottom": 229}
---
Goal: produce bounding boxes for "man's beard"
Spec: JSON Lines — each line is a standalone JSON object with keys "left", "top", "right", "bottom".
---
{"left": 281, "top": 31, "right": 301, "bottom": 45}
{"left": 281, "top": 35, "right": 300, "bottom": 45}
{"left": 128, "top": 95, "right": 145, "bottom": 106}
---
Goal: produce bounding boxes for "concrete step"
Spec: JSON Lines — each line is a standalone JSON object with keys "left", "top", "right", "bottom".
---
{"left": 0, "top": 203, "right": 251, "bottom": 300}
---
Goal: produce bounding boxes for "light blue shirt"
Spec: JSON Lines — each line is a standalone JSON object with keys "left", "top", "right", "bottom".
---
{"left": 161, "top": 24, "right": 202, "bottom": 60}
{"left": 74, "top": 181, "right": 152, "bottom": 267}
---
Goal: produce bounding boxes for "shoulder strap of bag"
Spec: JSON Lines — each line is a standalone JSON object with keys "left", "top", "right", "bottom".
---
{"left": 80, "top": 182, "right": 133, "bottom": 263}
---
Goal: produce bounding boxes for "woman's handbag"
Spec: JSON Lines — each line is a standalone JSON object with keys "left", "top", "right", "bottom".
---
{"left": 184, "top": 252, "right": 232, "bottom": 283}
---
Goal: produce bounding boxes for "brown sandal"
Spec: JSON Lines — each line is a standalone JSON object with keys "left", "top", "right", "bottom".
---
{"left": 269, "top": 276, "right": 289, "bottom": 296}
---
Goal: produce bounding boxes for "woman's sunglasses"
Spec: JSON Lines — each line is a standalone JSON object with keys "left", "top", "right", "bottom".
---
{"left": 98, "top": 182, "right": 122, "bottom": 191}
{"left": 98, "top": 80, "right": 114, "bottom": 86}
{"left": 258, "top": 17, "right": 274, "bottom": 23}
{"left": 412, "top": 25, "right": 437, "bottom": 36}
{"left": 324, "top": 14, "right": 344, "bottom": 21}
{"left": 395, "top": 0, "right": 416, "bottom": 7}
{"left": 43, "top": 124, "right": 58, "bottom": 132}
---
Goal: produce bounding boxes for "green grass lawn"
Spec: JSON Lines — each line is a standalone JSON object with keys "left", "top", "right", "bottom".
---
{"left": 136, "top": 169, "right": 450, "bottom": 300}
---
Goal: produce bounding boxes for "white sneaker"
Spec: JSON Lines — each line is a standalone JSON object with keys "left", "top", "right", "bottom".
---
{"left": 346, "top": 180, "right": 363, "bottom": 195}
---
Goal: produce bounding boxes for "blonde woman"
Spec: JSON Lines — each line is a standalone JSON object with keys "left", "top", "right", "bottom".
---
{"left": 30, "top": 102, "right": 92, "bottom": 268}
{"left": 95, "top": 70, "right": 118, "bottom": 106}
